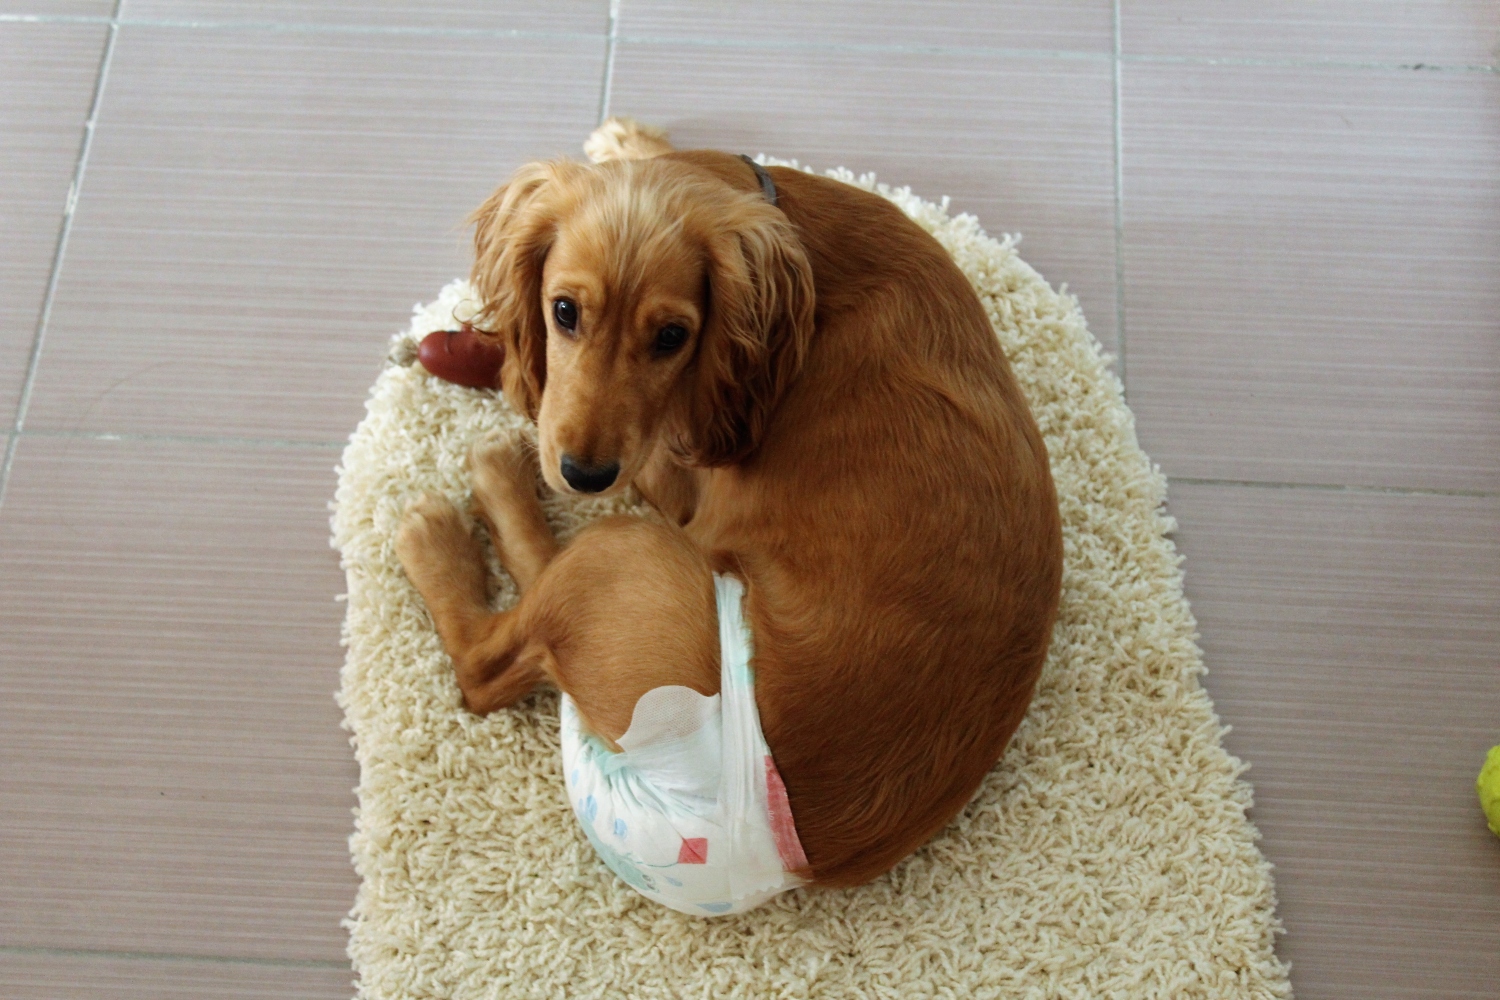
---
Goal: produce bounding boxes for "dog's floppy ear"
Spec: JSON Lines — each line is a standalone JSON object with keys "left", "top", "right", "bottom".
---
{"left": 468, "top": 160, "right": 584, "bottom": 418}
{"left": 677, "top": 198, "right": 816, "bottom": 466}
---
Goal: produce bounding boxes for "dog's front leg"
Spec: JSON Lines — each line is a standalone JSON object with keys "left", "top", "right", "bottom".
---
{"left": 467, "top": 431, "right": 559, "bottom": 591}
{"left": 633, "top": 445, "right": 704, "bottom": 526}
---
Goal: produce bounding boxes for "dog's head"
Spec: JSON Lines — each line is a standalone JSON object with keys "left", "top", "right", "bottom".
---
{"left": 468, "top": 157, "right": 814, "bottom": 497}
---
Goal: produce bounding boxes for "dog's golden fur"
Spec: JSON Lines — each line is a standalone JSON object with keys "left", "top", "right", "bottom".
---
{"left": 396, "top": 121, "right": 1063, "bottom": 888}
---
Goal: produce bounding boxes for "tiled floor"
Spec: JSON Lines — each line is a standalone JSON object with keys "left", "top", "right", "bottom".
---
{"left": 1, "top": 2, "right": 1495, "bottom": 997}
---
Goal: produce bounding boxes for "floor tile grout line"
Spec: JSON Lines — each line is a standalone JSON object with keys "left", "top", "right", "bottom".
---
{"left": 614, "top": 33, "right": 1110, "bottom": 61}
{"left": 0, "top": 944, "right": 347, "bottom": 970}
{"left": 1120, "top": 51, "right": 1498, "bottom": 73}
{"left": 1111, "top": 0, "right": 1126, "bottom": 397}
{"left": 3, "top": 13, "right": 1494, "bottom": 71}
{"left": 0, "top": 12, "right": 606, "bottom": 42}
{"left": 0, "top": 0, "right": 121, "bottom": 514}
{"left": 18, "top": 428, "right": 347, "bottom": 450}
{"left": 10, "top": 425, "right": 1492, "bottom": 495}
{"left": 596, "top": 0, "right": 620, "bottom": 125}
{"left": 0, "top": 15, "right": 1097, "bottom": 58}
{"left": 1167, "top": 476, "right": 1498, "bottom": 499}
{"left": 0, "top": 12, "right": 107, "bottom": 24}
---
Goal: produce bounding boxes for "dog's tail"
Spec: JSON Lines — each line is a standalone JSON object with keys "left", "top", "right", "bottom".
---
{"left": 584, "top": 116, "right": 675, "bottom": 163}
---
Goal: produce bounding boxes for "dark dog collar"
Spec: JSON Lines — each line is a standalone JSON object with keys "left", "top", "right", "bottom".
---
{"left": 739, "top": 154, "right": 777, "bottom": 206}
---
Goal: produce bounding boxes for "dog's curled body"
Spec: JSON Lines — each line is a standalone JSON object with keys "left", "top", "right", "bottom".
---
{"left": 396, "top": 125, "right": 1063, "bottom": 893}
{"left": 695, "top": 156, "right": 1063, "bottom": 885}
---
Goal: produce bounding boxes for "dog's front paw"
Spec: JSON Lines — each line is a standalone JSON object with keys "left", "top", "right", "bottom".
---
{"left": 469, "top": 430, "right": 541, "bottom": 509}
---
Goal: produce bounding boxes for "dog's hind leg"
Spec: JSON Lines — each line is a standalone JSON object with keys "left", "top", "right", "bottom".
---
{"left": 500, "top": 515, "right": 721, "bottom": 742}
{"left": 400, "top": 432, "right": 719, "bottom": 731}
{"left": 396, "top": 502, "right": 719, "bottom": 733}
{"left": 394, "top": 430, "right": 563, "bottom": 715}
{"left": 395, "top": 492, "right": 551, "bottom": 714}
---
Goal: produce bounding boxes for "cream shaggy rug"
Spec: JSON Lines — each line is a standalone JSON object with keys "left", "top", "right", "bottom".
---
{"left": 331, "top": 163, "right": 1291, "bottom": 1000}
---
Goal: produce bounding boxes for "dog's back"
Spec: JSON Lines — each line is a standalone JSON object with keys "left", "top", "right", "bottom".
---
{"left": 669, "top": 158, "right": 1064, "bottom": 886}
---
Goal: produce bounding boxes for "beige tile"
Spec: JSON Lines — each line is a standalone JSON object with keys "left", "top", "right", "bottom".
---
{"left": 1168, "top": 482, "right": 1500, "bottom": 999}
{"left": 24, "top": 24, "right": 605, "bottom": 441}
{"left": 123, "top": 0, "right": 605, "bottom": 34}
{"left": 2, "top": 951, "right": 351, "bottom": 1000}
{"left": 609, "top": 42, "right": 1121, "bottom": 356}
{"left": 1122, "top": 0, "right": 1500, "bottom": 66}
{"left": 620, "top": 0, "right": 1113, "bottom": 54}
{"left": 0, "top": 1, "right": 113, "bottom": 16}
{"left": 0, "top": 436, "right": 357, "bottom": 961}
{"left": 1122, "top": 64, "right": 1500, "bottom": 491}
{"left": 0, "top": 22, "right": 106, "bottom": 424}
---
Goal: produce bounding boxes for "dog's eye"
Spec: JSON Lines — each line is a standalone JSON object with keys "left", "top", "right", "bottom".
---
{"left": 552, "top": 298, "right": 578, "bottom": 332}
{"left": 653, "top": 324, "right": 688, "bottom": 356}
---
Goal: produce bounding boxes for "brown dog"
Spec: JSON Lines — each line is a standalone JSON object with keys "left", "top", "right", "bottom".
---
{"left": 395, "top": 119, "right": 1063, "bottom": 889}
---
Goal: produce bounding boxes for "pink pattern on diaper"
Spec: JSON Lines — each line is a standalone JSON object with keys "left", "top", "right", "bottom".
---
{"left": 677, "top": 837, "right": 709, "bottom": 864}
{"left": 764, "top": 755, "right": 808, "bottom": 872}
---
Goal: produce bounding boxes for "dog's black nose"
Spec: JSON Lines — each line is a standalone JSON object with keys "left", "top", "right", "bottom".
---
{"left": 559, "top": 455, "right": 619, "bottom": 493}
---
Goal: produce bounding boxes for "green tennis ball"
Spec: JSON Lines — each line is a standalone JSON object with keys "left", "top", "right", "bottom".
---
{"left": 1479, "top": 745, "right": 1500, "bottom": 838}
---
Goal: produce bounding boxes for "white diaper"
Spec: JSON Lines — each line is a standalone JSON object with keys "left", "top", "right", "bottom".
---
{"left": 560, "top": 574, "right": 808, "bottom": 916}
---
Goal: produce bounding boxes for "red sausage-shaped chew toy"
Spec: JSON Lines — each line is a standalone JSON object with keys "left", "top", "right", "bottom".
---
{"left": 417, "top": 323, "right": 504, "bottom": 389}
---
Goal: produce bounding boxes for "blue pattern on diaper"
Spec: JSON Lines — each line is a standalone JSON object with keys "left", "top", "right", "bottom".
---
{"left": 579, "top": 819, "right": 656, "bottom": 893}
